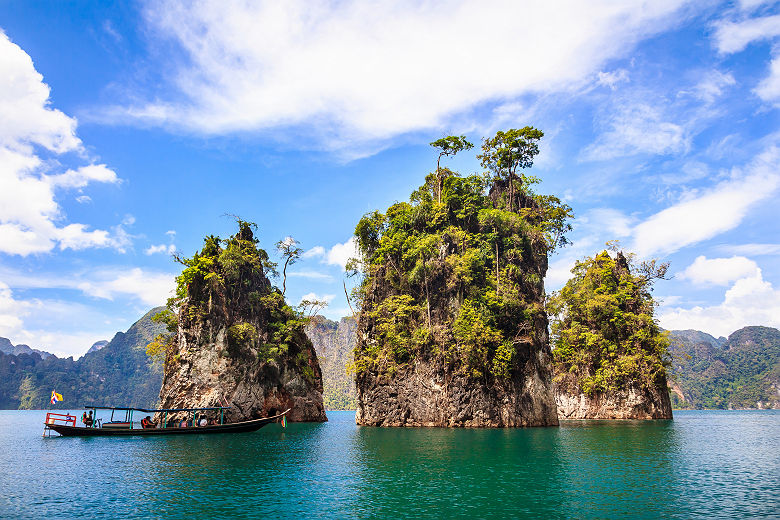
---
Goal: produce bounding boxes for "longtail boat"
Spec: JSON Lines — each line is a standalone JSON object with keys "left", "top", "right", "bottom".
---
{"left": 43, "top": 406, "right": 289, "bottom": 437}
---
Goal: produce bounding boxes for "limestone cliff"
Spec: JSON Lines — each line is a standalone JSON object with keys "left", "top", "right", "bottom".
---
{"left": 155, "top": 222, "right": 326, "bottom": 423}
{"left": 352, "top": 132, "right": 571, "bottom": 427}
{"left": 555, "top": 385, "right": 672, "bottom": 419}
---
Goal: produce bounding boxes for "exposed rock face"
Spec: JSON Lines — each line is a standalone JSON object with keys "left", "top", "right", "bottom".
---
{"left": 555, "top": 384, "right": 672, "bottom": 420}
{"left": 156, "top": 224, "right": 326, "bottom": 424}
{"left": 356, "top": 352, "right": 559, "bottom": 427}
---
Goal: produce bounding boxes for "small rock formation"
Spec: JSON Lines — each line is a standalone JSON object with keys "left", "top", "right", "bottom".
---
{"left": 352, "top": 136, "right": 569, "bottom": 427}
{"left": 550, "top": 251, "right": 673, "bottom": 420}
{"left": 156, "top": 222, "right": 326, "bottom": 424}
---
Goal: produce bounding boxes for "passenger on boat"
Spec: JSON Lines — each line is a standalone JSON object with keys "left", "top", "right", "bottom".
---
{"left": 197, "top": 416, "right": 208, "bottom": 427}
{"left": 141, "top": 416, "right": 155, "bottom": 429}
{"left": 178, "top": 419, "right": 190, "bottom": 428}
{"left": 85, "top": 411, "right": 94, "bottom": 427}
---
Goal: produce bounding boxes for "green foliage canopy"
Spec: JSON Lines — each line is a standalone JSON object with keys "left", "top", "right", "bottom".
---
{"left": 353, "top": 130, "right": 572, "bottom": 383}
{"left": 549, "top": 250, "right": 670, "bottom": 395}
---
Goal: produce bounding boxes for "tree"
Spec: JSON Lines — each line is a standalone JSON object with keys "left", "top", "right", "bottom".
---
{"left": 276, "top": 236, "right": 303, "bottom": 296}
{"left": 430, "top": 135, "right": 473, "bottom": 203}
{"left": 548, "top": 248, "right": 671, "bottom": 396}
{"left": 477, "top": 127, "right": 543, "bottom": 211}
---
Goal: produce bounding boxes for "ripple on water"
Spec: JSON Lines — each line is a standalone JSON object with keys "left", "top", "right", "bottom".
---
{"left": 0, "top": 410, "right": 778, "bottom": 519}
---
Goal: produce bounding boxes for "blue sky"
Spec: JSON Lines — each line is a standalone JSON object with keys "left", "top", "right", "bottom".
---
{"left": 0, "top": 0, "right": 779, "bottom": 357}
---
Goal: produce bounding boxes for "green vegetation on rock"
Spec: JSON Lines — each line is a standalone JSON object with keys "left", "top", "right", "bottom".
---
{"left": 549, "top": 249, "right": 670, "bottom": 395}
{"left": 352, "top": 128, "right": 572, "bottom": 383}
{"left": 149, "top": 220, "right": 320, "bottom": 385}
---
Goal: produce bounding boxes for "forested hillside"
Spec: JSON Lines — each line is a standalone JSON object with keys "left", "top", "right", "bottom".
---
{"left": 668, "top": 326, "right": 780, "bottom": 409}
{"left": 305, "top": 316, "right": 357, "bottom": 410}
{"left": 0, "top": 308, "right": 165, "bottom": 410}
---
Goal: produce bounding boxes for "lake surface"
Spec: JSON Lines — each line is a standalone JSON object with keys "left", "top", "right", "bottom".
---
{"left": 0, "top": 410, "right": 777, "bottom": 519}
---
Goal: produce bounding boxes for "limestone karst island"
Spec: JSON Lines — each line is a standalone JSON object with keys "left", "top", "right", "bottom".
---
{"left": 2, "top": 3, "right": 779, "bottom": 518}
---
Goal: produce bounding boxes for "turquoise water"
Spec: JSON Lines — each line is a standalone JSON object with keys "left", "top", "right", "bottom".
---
{"left": 0, "top": 410, "right": 777, "bottom": 519}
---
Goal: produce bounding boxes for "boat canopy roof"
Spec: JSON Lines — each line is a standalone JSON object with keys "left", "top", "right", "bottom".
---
{"left": 82, "top": 406, "right": 231, "bottom": 413}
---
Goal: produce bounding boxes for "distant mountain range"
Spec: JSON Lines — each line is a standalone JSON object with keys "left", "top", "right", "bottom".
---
{"left": 667, "top": 326, "right": 780, "bottom": 410}
{"left": 0, "top": 337, "right": 55, "bottom": 359}
{"left": 2, "top": 307, "right": 777, "bottom": 411}
{"left": 305, "top": 316, "right": 358, "bottom": 410}
{"left": 0, "top": 308, "right": 165, "bottom": 410}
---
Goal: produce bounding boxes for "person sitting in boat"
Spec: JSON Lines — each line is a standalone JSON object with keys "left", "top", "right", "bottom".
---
{"left": 197, "top": 415, "right": 208, "bottom": 427}
{"left": 84, "top": 411, "right": 94, "bottom": 427}
{"left": 82, "top": 411, "right": 88, "bottom": 425}
{"left": 178, "top": 418, "right": 190, "bottom": 428}
{"left": 141, "top": 416, "right": 155, "bottom": 429}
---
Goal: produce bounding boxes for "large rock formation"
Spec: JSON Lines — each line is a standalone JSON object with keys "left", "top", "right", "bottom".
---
{"left": 550, "top": 251, "right": 673, "bottom": 420}
{"left": 156, "top": 222, "right": 326, "bottom": 424}
{"left": 352, "top": 133, "right": 569, "bottom": 427}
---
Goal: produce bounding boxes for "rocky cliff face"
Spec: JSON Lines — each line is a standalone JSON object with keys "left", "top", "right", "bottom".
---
{"left": 555, "top": 385, "right": 672, "bottom": 419}
{"left": 356, "top": 349, "right": 558, "bottom": 427}
{"left": 156, "top": 223, "right": 326, "bottom": 424}
{"left": 352, "top": 156, "right": 569, "bottom": 427}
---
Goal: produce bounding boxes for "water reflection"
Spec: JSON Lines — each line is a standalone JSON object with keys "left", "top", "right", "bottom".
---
{"left": 1, "top": 411, "right": 778, "bottom": 519}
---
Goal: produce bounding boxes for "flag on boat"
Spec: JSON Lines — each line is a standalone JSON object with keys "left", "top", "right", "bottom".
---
{"left": 281, "top": 415, "right": 287, "bottom": 428}
{"left": 50, "top": 390, "right": 63, "bottom": 404}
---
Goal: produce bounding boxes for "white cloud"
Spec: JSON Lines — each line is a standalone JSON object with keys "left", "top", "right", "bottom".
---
{"left": 631, "top": 146, "right": 780, "bottom": 256}
{"left": 597, "top": 69, "right": 629, "bottom": 90}
{"left": 679, "top": 255, "right": 761, "bottom": 286}
{"left": 582, "top": 102, "right": 689, "bottom": 161}
{"left": 715, "top": 243, "right": 780, "bottom": 256}
{"left": 303, "top": 238, "right": 360, "bottom": 270}
{"left": 713, "top": 13, "right": 780, "bottom": 54}
{"left": 755, "top": 54, "right": 780, "bottom": 104}
{"left": 691, "top": 70, "right": 736, "bottom": 103}
{"left": 300, "top": 292, "right": 335, "bottom": 304}
{"left": 287, "top": 270, "right": 334, "bottom": 281}
{"left": 325, "top": 238, "right": 359, "bottom": 270}
{"left": 0, "top": 280, "right": 26, "bottom": 336}
{"left": 101, "top": 0, "right": 691, "bottom": 150}
{"left": 658, "top": 268, "right": 780, "bottom": 337}
{"left": 76, "top": 268, "right": 175, "bottom": 306}
{"left": 0, "top": 32, "right": 125, "bottom": 256}
{"left": 302, "top": 246, "right": 325, "bottom": 259}
{"left": 0, "top": 266, "right": 175, "bottom": 307}
{"left": 145, "top": 244, "right": 176, "bottom": 255}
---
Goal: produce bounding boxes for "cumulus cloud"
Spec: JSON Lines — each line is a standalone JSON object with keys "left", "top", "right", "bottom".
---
{"left": 304, "top": 238, "right": 360, "bottom": 270}
{"left": 98, "top": 0, "right": 690, "bottom": 150}
{"left": 713, "top": 13, "right": 780, "bottom": 54}
{"left": 0, "top": 32, "right": 125, "bottom": 256}
{"left": 679, "top": 255, "right": 761, "bottom": 286}
{"left": 658, "top": 268, "right": 780, "bottom": 337}
{"left": 145, "top": 244, "right": 176, "bottom": 255}
{"left": 300, "top": 292, "right": 336, "bottom": 304}
{"left": 631, "top": 146, "right": 780, "bottom": 257}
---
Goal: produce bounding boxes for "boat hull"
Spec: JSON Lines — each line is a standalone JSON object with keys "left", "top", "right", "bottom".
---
{"left": 47, "top": 415, "right": 281, "bottom": 437}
